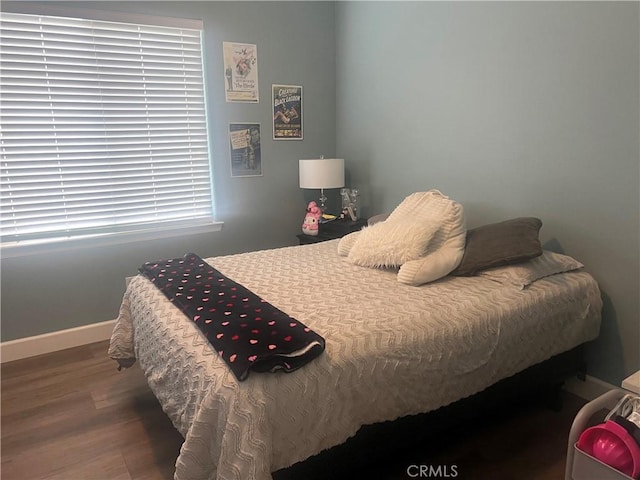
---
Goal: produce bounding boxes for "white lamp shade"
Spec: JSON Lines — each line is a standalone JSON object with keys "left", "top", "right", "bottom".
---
{"left": 299, "top": 158, "right": 345, "bottom": 189}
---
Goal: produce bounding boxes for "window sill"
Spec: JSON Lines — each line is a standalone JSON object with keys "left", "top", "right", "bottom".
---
{"left": 1, "top": 221, "right": 224, "bottom": 259}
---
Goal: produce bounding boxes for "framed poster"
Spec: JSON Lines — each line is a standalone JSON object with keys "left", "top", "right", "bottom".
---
{"left": 229, "top": 123, "right": 262, "bottom": 177}
{"left": 272, "top": 84, "right": 302, "bottom": 140}
{"left": 223, "top": 42, "right": 259, "bottom": 103}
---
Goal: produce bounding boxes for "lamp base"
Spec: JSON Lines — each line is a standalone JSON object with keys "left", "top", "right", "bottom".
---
{"left": 318, "top": 188, "right": 327, "bottom": 212}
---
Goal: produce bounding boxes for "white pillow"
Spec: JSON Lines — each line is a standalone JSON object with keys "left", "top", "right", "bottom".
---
{"left": 346, "top": 220, "right": 439, "bottom": 268}
{"left": 337, "top": 230, "right": 360, "bottom": 257}
{"left": 478, "top": 251, "right": 584, "bottom": 289}
{"left": 338, "top": 190, "right": 467, "bottom": 286}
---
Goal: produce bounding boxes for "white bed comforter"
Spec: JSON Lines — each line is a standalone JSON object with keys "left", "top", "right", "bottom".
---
{"left": 108, "top": 240, "right": 602, "bottom": 480}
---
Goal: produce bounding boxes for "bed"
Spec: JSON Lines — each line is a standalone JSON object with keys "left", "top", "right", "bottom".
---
{"left": 109, "top": 238, "right": 602, "bottom": 480}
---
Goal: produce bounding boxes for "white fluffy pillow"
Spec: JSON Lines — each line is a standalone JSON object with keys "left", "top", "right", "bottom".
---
{"left": 346, "top": 220, "right": 439, "bottom": 268}
{"left": 337, "top": 190, "right": 467, "bottom": 286}
{"left": 478, "top": 251, "right": 584, "bottom": 289}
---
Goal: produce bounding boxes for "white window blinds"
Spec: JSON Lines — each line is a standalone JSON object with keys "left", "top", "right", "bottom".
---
{"left": 1, "top": 11, "right": 214, "bottom": 244}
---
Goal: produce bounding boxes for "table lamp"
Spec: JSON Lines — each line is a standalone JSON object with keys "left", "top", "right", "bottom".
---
{"left": 299, "top": 157, "right": 345, "bottom": 212}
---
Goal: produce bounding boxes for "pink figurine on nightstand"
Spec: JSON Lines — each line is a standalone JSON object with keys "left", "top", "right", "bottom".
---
{"left": 302, "top": 201, "right": 322, "bottom": 236}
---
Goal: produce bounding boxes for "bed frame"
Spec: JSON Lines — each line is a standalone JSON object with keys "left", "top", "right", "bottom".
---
{"left": 110, "top": 239, "right": 601, "bottom": 480}
{"left": 274, "top": 344, "right": 587, "bottom": 479}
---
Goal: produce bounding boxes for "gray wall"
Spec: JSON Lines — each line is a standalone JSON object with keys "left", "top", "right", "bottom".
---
{"left": 335, "top": 1, "right": 639, "bottom": 385}
{"left": 1, "top": 1, "right": 336, "bottom": 341}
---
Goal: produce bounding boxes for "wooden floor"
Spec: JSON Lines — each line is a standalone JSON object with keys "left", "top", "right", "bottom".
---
{"left": 1, "top": 340, "right": 592, "bottom": 480}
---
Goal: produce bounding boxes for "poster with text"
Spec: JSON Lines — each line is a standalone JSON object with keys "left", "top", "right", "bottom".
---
{"left": 229, "top": 123, "right": 262, "bottom": 177}
{"left": 272, "top": 84, "right": 303, "bottom": 140}
{"left": 223, "top": 42, "right": 259, "bottom": 103}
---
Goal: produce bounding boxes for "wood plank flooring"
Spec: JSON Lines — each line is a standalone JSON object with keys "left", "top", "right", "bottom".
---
{"left": 1, "top": 341, "right": 182, "bottom": 480}
{"left": 2, "top": 340, "right": 593, "bottom": 480}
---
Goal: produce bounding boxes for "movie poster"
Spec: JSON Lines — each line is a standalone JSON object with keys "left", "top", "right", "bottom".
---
{"left": 272, "top": 85, "right": 302, "bottom": 140}
{"left": 223, "top": 42, "right": 259, "bottom": 103}
{"left": 229, "top": 123, "right": 262, "bottom": 177}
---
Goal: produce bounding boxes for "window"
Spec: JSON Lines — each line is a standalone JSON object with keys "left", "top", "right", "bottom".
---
{"left": 0, "top": 9, "right": 215, "bottom": 247}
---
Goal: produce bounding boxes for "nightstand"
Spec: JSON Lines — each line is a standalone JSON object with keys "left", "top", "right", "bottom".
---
{"left": 622, "top": 370, "right": 640, "bottom": 394}
{"left": 297, "top": 218, "right": 367, "bottom": 245}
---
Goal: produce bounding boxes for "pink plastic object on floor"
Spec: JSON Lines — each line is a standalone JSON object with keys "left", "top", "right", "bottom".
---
{"left": 577, "top": 419, "right": 640, "bottom": 478}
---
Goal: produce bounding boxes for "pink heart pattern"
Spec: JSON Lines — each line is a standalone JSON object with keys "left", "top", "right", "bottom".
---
{"left": 139, "top": 253, "right": 325, "bottom": 381}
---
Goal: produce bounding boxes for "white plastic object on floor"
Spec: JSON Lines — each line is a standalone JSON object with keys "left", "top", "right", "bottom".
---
{"left": 565, "top": 389, "right": 637, "bottom": 480}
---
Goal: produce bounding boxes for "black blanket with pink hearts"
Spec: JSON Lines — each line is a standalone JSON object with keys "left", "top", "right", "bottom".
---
{"left": 138, "top": 253, "right": 325, "bottom": 381}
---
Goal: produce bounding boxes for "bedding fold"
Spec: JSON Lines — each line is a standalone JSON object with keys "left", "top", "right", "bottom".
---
{"left": 139, "top": 253, "right": 325, "bottom": 381}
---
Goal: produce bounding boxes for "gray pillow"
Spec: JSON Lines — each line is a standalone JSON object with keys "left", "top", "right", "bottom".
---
{"left": 367, "top": 212, "right": 390, "bottom": 226}
{"left": 452, "top": 217, "right": 543, "bottom": 276}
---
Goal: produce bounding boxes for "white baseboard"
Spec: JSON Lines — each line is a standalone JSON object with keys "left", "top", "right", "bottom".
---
{"left": 0, "top": 319, "right": 116, "bottom": 363}
{"left": 563, "top": 374, "right": 619, "bottom": 401}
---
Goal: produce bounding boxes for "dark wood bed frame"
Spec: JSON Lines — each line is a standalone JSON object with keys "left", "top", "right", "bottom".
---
{"left": 274, "top": 344, "right": 587, "bottom": 480}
